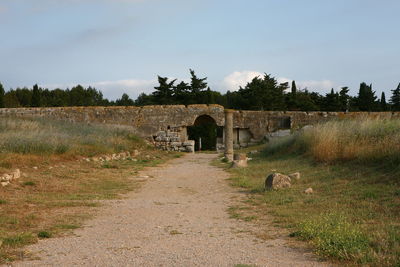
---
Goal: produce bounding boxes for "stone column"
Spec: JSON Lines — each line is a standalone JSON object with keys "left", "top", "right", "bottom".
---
{"left": 224, "top": 109, "right": 234, "bottom": 162}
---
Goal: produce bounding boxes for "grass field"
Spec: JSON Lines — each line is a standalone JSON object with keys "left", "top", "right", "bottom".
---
{"left": 0, "top": 117, "right": 179, "bottom": 263}
{"left": 221, "top": 118, "right": 400, "bottom": 266}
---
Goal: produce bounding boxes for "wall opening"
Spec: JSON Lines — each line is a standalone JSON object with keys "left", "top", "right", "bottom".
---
{"left": 188, "top": 115, "right": 219, "bottom": 151}
{"left": 279, "top": 116, "right": 291, "bottom": 129}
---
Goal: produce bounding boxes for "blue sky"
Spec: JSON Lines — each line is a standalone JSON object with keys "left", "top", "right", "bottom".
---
{"left": 0, "top": 0, "right": 399, "bottom": 100}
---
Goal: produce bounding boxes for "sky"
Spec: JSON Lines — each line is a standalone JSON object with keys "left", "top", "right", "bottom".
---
{"left": 0, "top": 0, "right": 399, "bottom": 100}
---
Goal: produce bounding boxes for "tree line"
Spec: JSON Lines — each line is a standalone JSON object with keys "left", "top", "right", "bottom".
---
{"left": 1, "top": 70, "right": 400, "bottom": 111}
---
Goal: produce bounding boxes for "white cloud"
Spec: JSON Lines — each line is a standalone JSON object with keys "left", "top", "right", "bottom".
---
{"left": 221, "top": 71, "right": 335, "bottom": 94}
{"left": 296, "top": 80, "right": 335, "bottom": 94}
{"left": 44, "top": 79, "right": 156, "bottom": 100}
{"left": 221, "top": 71, "right": 263, "bottom": 92}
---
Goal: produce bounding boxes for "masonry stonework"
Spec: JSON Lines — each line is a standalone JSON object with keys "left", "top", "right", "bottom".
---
{"left": 1, "top": 105, "right": 399, "bottom": 151}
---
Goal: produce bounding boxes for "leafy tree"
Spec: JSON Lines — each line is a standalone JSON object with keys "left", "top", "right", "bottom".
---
{"left": 4, "top": 90, "right": 20, "bottom": 107}
{"left": 380, "top": 92, "right": 387, "bottom": 111}
{"left": 390, "top": 83, "right": 400, "bottom": 111}
{"left": 116, "top": 93, "right": 134, "bottom": 106}
{"left": 323, "top": 89, "right": 340, "bottom": 111}
{"left": 356, "top": 82, "right": 377, "bottom": 111}
{"left": 339, "top": 87, "right": 350, "bottom": 112}
{"left": 0, "top": 82, "right": 5, "bottom": 108}
{"left": 31, "top": 84, "right": 41, "bottom": 107}
{"left": 295, "top": 90, "right": 319, "bottom": 111}
{"left": 15, "top": 87, "right": 32, "bottom": 107}
{"left": 233, "top": 74, "right": 287, "bottom": 110}
{"left": 135, "top": 93, "right": 155, "bottom": 106}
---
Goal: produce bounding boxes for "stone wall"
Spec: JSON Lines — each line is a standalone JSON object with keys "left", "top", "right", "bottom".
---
{"left": 1, "top": 105, "right": 399, "bottom": 149}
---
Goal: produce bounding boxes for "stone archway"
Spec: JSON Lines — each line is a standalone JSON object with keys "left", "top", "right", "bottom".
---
{"left": 187, "top": 115, "right": 221, "bottom": 151}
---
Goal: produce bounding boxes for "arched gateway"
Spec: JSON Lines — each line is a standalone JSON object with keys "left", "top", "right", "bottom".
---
{"left": 187, "top": 115, "right": 223, "bottom": 151}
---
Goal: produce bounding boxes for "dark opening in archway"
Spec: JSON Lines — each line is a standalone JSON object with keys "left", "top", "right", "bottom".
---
{"left": 187, "top": 115, "right": 221, "bottom": 151}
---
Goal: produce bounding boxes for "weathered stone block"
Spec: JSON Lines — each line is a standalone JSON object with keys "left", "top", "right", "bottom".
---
{"left": 265, "top": 173, "right": 291, "bottom": 190}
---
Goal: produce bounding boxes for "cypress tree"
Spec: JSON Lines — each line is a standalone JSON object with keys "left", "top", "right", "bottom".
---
{"left": 0, "top": 82, "right": 5, "bottom": 108}
{"left": 390, "top": 83, "right": 400, "bottom": 111}
{"left": 380, "top": 92, "right": 387, "bottom": 111}
{"left": 31, "top": 84, "right": 41, "bottom": 107}
{"left": 339, "top": 86, "right": 350, "bottom": 112}
{"left": 291, "top": 80, "right": 297, "bottom": 95}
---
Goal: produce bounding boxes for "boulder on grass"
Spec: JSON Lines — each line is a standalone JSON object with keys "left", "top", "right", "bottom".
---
{"left": 231, "top": 153, "right": 248, "bottom": 168}
{"left": 231, "top": 159, "right": 248, "bottom": 168}
{"left": 265, "top": 173, "right": 291, "bottom": 190}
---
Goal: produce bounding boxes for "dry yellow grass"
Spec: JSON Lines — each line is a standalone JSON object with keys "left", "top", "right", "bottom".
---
{"left": 0, "top": 117, "right": 180, "bottom": 263}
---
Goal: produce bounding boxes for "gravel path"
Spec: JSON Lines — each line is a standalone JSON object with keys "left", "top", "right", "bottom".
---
{"left": 14, "top": 153, "right": 327, "bottom": 267}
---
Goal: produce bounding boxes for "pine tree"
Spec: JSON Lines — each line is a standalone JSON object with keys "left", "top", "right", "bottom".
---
{"left": 0, "top": 82, "right": 5, "bottom": 108}
{"left": 31, "top": 84, "right": 41, "bottom": 107}
{"left": 189, "top": 69, "right": 207, "bottom": 94}
{"left": 380, "top": 92, "right": 387, "bottom": 111}
{"left": 339, "top": 87, "right": 350, "bottom": 111}
{"left": 390, "top": 83, "right": 400, "bottom": 111}
{"left": 153, "top": 76, "right": 176, "bottom": 105}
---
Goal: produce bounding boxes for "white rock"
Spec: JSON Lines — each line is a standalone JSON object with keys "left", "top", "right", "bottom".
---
{"left": 33, "top": 166, "right": 38, "bottom": 170}
{"left": 304, "top": 188, "right": 313, "bottom": 194}
{"left": 1, "top": 174, "right": 12, "bottom": 182}
{"left": 12, "top": 169, "right": 21, "bottom": 179}
{"left": 289, "top": 172, "right": 301, "bottom": 180}
{"left": 1, "top": 181, "right": 9, "bottom": 187}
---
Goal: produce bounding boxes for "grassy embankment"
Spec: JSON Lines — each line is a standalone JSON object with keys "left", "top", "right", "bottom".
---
{"left": 222, "top": 118, "right": 400, "bottom": 266}
{"left": 0, "top": 117, "right": 179, "bottom": 263}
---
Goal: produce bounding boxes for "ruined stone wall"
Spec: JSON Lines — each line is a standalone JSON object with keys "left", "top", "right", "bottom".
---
{"left": 0, "top": 105, "right": 399, "bottom": 144}
{"left": 0, "top": 105, "right": 224, "bottom": 137}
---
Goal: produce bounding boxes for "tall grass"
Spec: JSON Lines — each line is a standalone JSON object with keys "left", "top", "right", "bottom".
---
{"left": 227, "top": 118, "right": 400, "bottom": 265}
{"left": 265, "top": 118, "right": 400, "bottom": 167}
{"left": 0, "top": 117, "right": 145, "bottom": 156}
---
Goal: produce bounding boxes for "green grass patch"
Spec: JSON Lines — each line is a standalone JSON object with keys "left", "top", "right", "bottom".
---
{"left": 1, "top": 233, "right": 36, "bottom": 248}
{"left": 23, "top": 181, "right": 36, "bottom": 186}
{"left": 292, "top": 212, "right": 369, "bottom": 262}
{"left": 37, "top": 231, "right": 52, "bottom": 239}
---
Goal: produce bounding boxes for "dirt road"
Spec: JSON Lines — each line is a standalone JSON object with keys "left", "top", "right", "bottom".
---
{"left": 16, "top": 153, "right": 326, "bottom": 266}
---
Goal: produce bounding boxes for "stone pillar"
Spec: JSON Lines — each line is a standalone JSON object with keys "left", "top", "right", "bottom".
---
{"left": 224, "top": 109, "right": 234, "bottom": 162}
